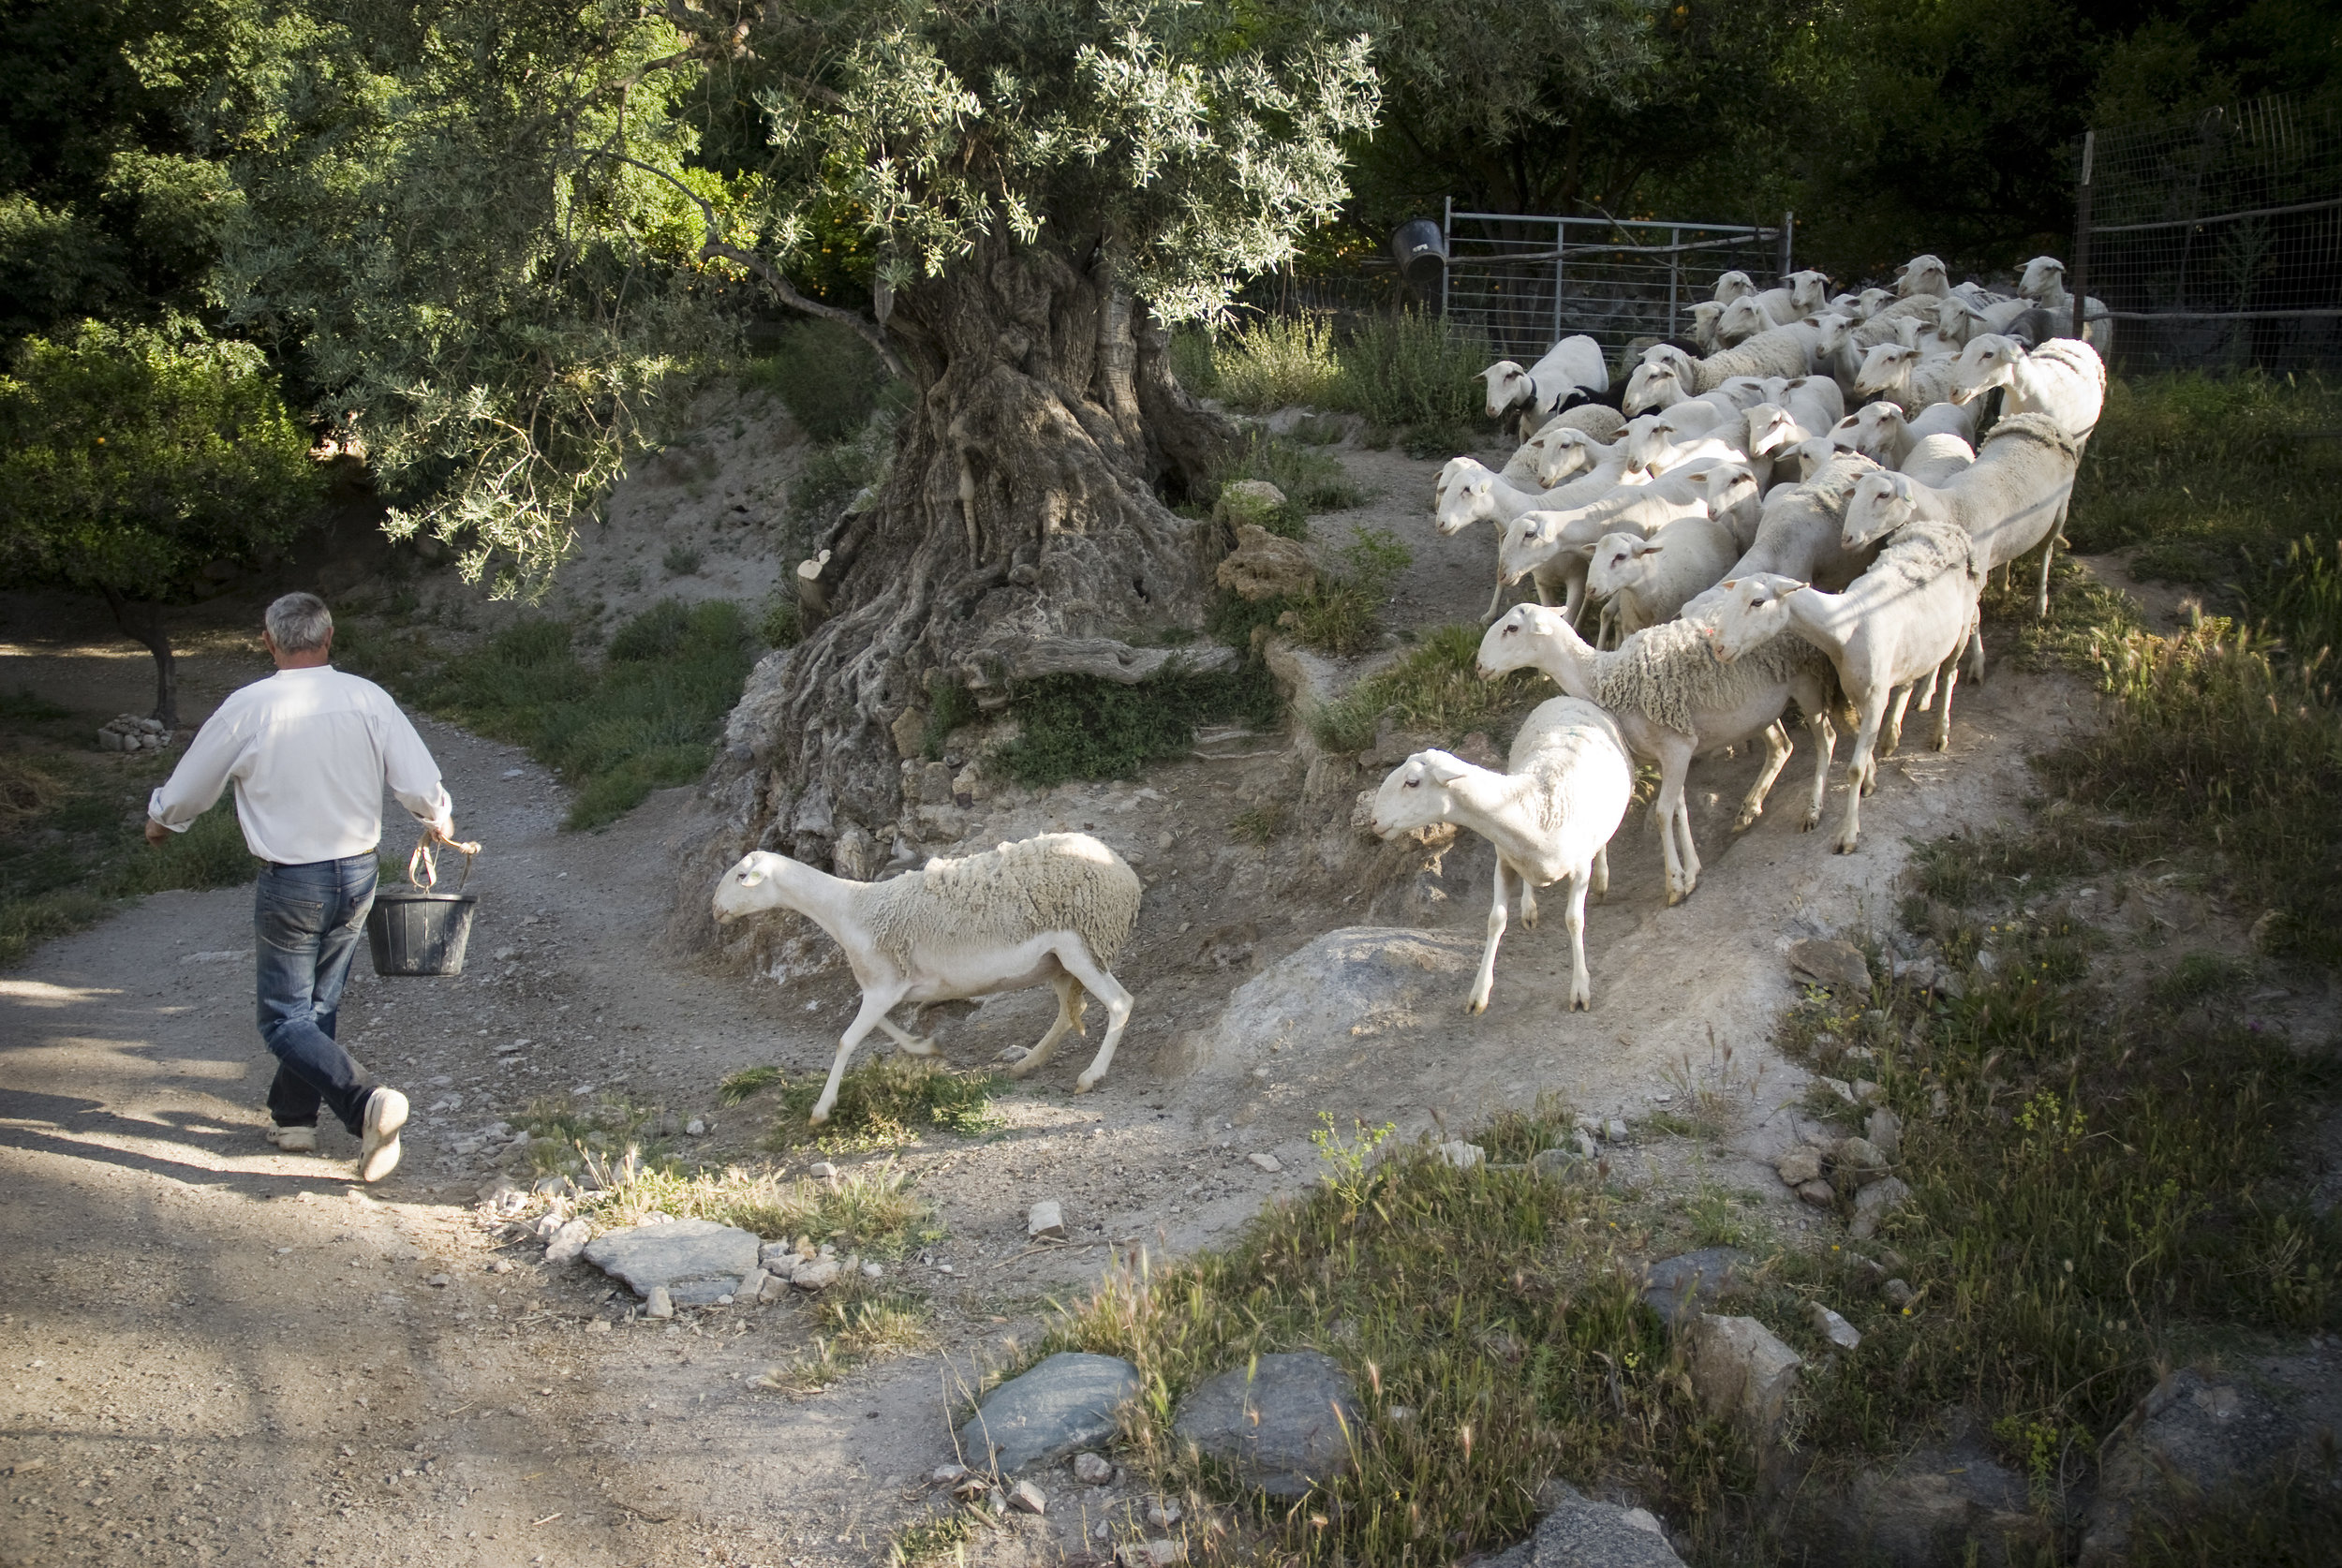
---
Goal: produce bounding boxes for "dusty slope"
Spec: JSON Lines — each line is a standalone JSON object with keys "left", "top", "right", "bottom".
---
{"left": 2, "top": 424, "right": 2086, "bottom": 1566}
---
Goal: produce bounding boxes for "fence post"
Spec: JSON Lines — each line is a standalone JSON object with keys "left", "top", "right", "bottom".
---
{"left": 1668, "top": 227, "right": 1682, "bottom": 337}
{"left": 2072, "top": 132, "right": 2095, "bottom": 343}
{"left": 1551, "top": 216, "right": 1565, "bottom": 347}
{"left": 1780, "top": 211, "right": 1794, "bottom": 280}
{"left": 1442, "top": 195, "right": 1453, "bottom": 320}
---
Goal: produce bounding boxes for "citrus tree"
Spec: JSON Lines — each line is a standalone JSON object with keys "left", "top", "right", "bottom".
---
{"left": 0, "top": 318, "right": 319, "bottom": 725}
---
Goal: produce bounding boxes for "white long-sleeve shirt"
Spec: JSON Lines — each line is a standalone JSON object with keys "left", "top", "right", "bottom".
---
{"left": 148, "top": 666, "right": 454, "bottom": 865}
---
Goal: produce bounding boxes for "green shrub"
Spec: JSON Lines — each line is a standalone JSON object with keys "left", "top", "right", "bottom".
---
{"left": 1312, "top": 622, "right": 1543, "bottom": 753}
{"left": 788, "top": 414, "right": 898, "bottom": 555}
{"left": 1211, "top": 312, "right": 1341, "bottom": 412}
{"left": 997, "top": 659, "right": 1281, "bottom": 786}
{"left": 744, "top": 318, "right": 897, "bottom": 442}
{"left": 763, "top": 1058, "right": 1005, "bottom": 1151}
{"left": 759, "top": 594, "right": 801, "bottom": 649}
{"left": 920, "top": 678, "right": 979, "bottom": 761}
{"left": 1334, "top": 309, "right": 1490, "bottom": 430}
{"left": 1167, "top": 325, "right": 1219, "bottom": 397}
{"left": 1278, "top": 527, "right": 1412, "bottom": 657}
{"left": 661, "top": 542, "right": 701, "bottom": 576}
{"left": 1206, "top": 432, "right": 1365, "bottom": 525}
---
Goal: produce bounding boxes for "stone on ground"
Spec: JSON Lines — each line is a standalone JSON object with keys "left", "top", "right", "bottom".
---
{"left": 1806, "top": 1300, "right": 1862, "bottom": 1351}
{"left": 542, "top": 1218, "right": 591, "bottom": 1265}
{"left": 583, "top": 1217, "right": 761, "bottom": 1306}
{"left": 1027, "top": 1200, "right": 1067, "bottom": 1240}
{"left": 1215, "top": 521, "right": 1315, "bottom": 601}
{"left": 1775, "top": 1147, "right": 1823, "bottom": 1187}
{"left": 1684, "top": 1315, "right": 1801, "bottom": 1441}
{"left": 1850, "top": 1176, "right": 1912, "bottom": 1239}
{"left": 1007, "top": 1479, "right": 1046, "bottom": 1515}
{"left": 1248, "top": 1152, "right": 1282, "bottom": 1173}
{"left": 1638, "top": 1249, "right": 1754, "bottom": 1329}
{"left": 1182, "top": 927, "right": 1483, "bottom": 1082}
{"left": 957, "top": 1353, "right": 1142, "bottom": 1475}
{"left": 1170, "top": 1350, "right": 1358, "bottom": 1497}
{"left": 1480, "top": 1480, "right": 1687, "bottom": 1568}
{"left": 1072, "top": 1452, "right": 1114, "bottom": 1486}
{"left": 1788, "top": 938, "right": 1873, "bottom": 996}
{"left": 1827, "top": 1412, "right": 2052, "bottom": 1568}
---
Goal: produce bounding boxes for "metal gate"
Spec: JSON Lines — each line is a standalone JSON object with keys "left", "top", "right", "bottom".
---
{"left": 1441, "top": 204, "right": 1793, "bottom": 363}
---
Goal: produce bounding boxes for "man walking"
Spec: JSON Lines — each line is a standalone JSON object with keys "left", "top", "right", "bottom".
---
{"left": 147, "top": 592, "right": 460, "bottom": 1183}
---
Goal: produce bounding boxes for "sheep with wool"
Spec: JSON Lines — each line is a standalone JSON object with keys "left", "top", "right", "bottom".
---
{"left": 1481, "top": 335, "right": 1609, "bottom": 423}
{"left": 1830, "top": 400, "right": 1979, "bottom": 468}
{"left": 1371, "top": 698, "right": 1633, "bottom": 1013}
{"left": 1478, "top": 604, "right": 1845, "bottom": 903}
{"left": 710, "top": 833, "right": 1141, "bottom": 1122}
{"left": 1496, "top": 464, "right": 1756, "bottom": 632}
{"left": 1840, "top": 410, "right": 2083, "bottom": 623}
{"left": 1713, "top": 271, "right": 1757, "bottom": 304}
{"left": 1623, "top": 404, "right": 1752, "bottom": 478}
{"left": 1949, "top": 335, "right": 2106, "bottom": 444}
{"left": 2017, "top": 256, "right": 2112, "bottom": 351}
{"left": 1894, "top": 254, "right": 1951, "bottom": 298}
{"left": 1688, "top": 451, "right": 1887, "bottom": 614}
{"left": 1744, "top": 402, "right": 1829, "bottom": 489}
{"left": 1899, "top": 433, "right": 1977, "bottom": 488}
{"left": 1705, "top": 521, "right": 1984, "bottom": 852}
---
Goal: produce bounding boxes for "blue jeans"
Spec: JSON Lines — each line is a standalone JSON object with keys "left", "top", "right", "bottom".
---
{"left": 256, "top": 855, "right": 380, "bottom": 1136}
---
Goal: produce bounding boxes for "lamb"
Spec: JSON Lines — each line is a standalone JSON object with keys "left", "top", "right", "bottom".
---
{"left": 1479, "top": 604, "right": 1843, "bottom": 903}
{"left": 1370, "top": 698, "right": 1633, "bottom": 1013}
{"left": 1481, "top": 334, "right": 1609, "bottom": 422}
{"left": 1705, "top": 522, "right": 1984, "bottom": 852}
{"left": 1948, "top": 334, "right": 2107, "bottom": 443}
{"left": 1852, "top": 342, "right": 1962, "bottom": 415}
{"left": 1840, "top": 410, "right": 2084, "bottom": 621}
{"left": 710, "top": 833, "right": 1142, "bottom": 1121}
{"left": 1713, "top": 270, "right": 1757, "bottom": 304}
{"left": 1586, "top": 510, "right": 1743, "bottom": 638}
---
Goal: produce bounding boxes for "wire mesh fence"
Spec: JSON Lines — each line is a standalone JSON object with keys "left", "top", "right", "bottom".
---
{"left": 2082, "top": 94, "right": 2342, "bottom": 373}
{"left": 1441, "top": 206, "right": 1791, "bottom": 364}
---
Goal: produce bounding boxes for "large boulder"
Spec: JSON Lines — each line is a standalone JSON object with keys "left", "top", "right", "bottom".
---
{"left": 582, "top": 1218, "right": 762, "bottom": 1306}
{"left": 1683, "top": 1315, "right": 1801, "bottom": 1442}
{"left": 1824, "top": 1413, "right": 2053, "bottom": 1567}
{"left": 1212, "top": 481, "right": 1291, "bottom": 533}
{"left": 1639, "top": 1249, "right": 1756, "bottom": 1330}
{"left": 1216, "top": 522, "right": 1316, "bottom": 602}
{"left": 958, "top": 1353, "right": 1142, "bottom": 1475}
{"left": 1175, "top": 926, "right": 1482, "bottom": 1082}
{"left": 1171, "top": 1351, "right": 1358, "bottom": 1497}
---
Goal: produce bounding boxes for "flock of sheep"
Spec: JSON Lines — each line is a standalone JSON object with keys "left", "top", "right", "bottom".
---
{"left": 715, "top": 254, "right": 2110, "bottom": 1118}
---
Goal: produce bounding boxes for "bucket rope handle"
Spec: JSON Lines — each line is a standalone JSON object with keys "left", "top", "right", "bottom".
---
{"left": 408, "top": 830, "right": 482, "bottom": 893}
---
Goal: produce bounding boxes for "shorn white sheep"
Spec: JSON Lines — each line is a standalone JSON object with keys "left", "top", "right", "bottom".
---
{"left": 1706, "top": 521, "right": 1984, "bottom": 853}
{"left": 1371, "top": 698, "right": 1633, "bottom": 1013}
{"left": 1481, "top": 335, "right": 1609, "bottom": 423}
{"left": 711, "top": 833, "right": 1142, "bottom": 1122}
{"left": 1585, "top": 509, "right": 1743, "bottom": 638}
{"left": 1479, "top": 604, "right": 1844, "bottom": 904}
{"left": 1624, "top": 318, "right": 1848, "bottom": 413}
{"left": 1949, "top": 334, "right": 2107, "bottom": 443}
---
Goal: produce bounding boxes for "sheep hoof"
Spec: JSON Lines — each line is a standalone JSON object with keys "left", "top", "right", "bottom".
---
{"left": 1520, "top": 912, "right": 1538, "bottom": 929}
{"left": 1570, "top": 992, "right": 1591, "bottom": 1013}
{"left": 1465, "top": 997, "right": 1488, "bottom": 1015}
{"left": 1732, "top": 809, "right": 1759, "bottom": 833}
{"left": 1834, "top": 837, "right": 1859, "bottom": 855}
{"left": 1073, "top": 1076, "right": 1100, "bottom": 1094}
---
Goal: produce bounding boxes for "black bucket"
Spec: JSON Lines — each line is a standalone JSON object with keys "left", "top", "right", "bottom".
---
{"left": 365, "top": 835, "right": 481, "bottom": 977}
{"left": 366, "top": 889, "right": 477, "bottom": 977}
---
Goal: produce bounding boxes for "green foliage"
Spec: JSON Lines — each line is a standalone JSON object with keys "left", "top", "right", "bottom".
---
{"left": 1167, "top": 325, "right": 1219, "bottom": 398}
{"left": 1207, "top": 432, "right": 1366, "bottom": 522}
{"left": 0, "top": 319, "right": 319, "bottom": 599}
{"left": 762, "top": 1059, "right": 1004, "bottom": 1153}
{"left": 1334, "top": 310, "right": 1490, "bottom": 431}
{"left": 920, "top": 678, "right": 979, "bottom": 762}
{"left": 341, "top": 599, "right": 757, "bottom": 832}
{"left": 745, "top": 318, "right": 897, "bottom": 442}
{"left": 758, "top": 595, "right": 801, "bottom": 650}
{"left": 997, "top": 660, "right": 1282, "bottom": 788}
{"left": 0, "top": 748, "right": 256, "bottom": 968}
{"left": 718, "top": 1064, "right": 784, "bottom": 1105}
{"left": 1278, "top": 527, "right": 1413, "bottom": 656}
{"left": 1313, "top": 623, "right": 1544, "bottom": 754}
{"left": 787, "top": 416, "right": 897, "bottom": 558}
{"left": 1209, "top": 313, "right": 1341, "bottom": 412}
{"left": 660, "top": 543, "right": 702, "bottom": 577}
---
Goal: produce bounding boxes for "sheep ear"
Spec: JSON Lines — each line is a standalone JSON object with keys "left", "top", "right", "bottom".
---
{"left": 1420, "top": 753, "right": 1471, "bottom": 784}
{"left": 737, "top": 862, "right": 766, "bottom": 888}
{"left": 1720, "top": 579, "right": 1737, "bottom": 590}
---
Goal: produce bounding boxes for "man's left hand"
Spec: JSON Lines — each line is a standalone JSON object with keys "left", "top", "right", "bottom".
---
{"left": 143, "top": 819, "right": 170, "bottom": 847}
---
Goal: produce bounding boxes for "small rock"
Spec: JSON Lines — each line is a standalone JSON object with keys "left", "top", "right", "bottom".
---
{"left": 808, "top": 1161, "right": 838, "bottom": 1179}
{"left": 791, "top": 1257, "right": 841, "bottom": 1291}
{"left": 535, "top": 1213, "right": 565, "bottom": 1241}
{"left": 1788, "top": 938, "right": 1873, "bottom": 996}
{"left": 1574, "top": 1128, "right": 1599, "bottom": 1159}
{"left": 1796, "top": 1179, "right": 1835, "bottom": 1206}
{"left": 1435, "top": 1140, "right": 1485, "bottom": 1170}
{"left": 1640, "top": 1249, "right": 1754, "bottom": 1329}
{"left": 1147, "top": 1500, "right": 1181, "bottom": 1529}
{"left": 1247, "top": 1152, "right": 1282, "bottom": 1173}
{"left": 1156, "top": 831, "right": 1176, "bottom": 851}
{"left": 1832, "top": 1136, "right": 1890, "bottom": 1188}
{"left": 1817, "top": 1076, "right": 1858, "bottom": 1105}
{"left": 644, "top": 1286, "right": 674, "bottom": 1319}
{"left": 1865, "top": 1107, "right": 1904, "bottom": 1161}
{"left": 759, "top": 1275, "right": 790, "bottom": 1304}
{"left": 543, "top": 1219, "right": 592, "bottom": 1265}
{"left": 1531, "top": 1147, "right": 1584, "bottom": 1180}
{"left": 426, "top": 1273, "right": 451, "bottom": 1288}
{"left": 1073, "top": 1452, "right": 1114, "bottom": 1486}
{"left": 1775, "top": 1148, "right": 1823, "bottom": 1187}
{"left": 932, "top": 1464, "right": 970, "bottom": 1486}
{"left": 1974, "top": 948, "right": 1998, "bottom": 975}
{"left": 760, "top": 1241, "right": 798, "bottom": 1272}
{"left": 736, "top": 1268, "right": 768, "bottom": 1301}
{"left": 1215, "top": 519, "right": 1314, "bottom": 601}
{"left": 684, "top": 1118, "right": 707, "bottom": 1137}
{"left": 1850, "top": 1176, "right": 1911, "bottom": 1240}
{"left": 715, "top": 1294, "right": 734, "bottom": 1307}
{"left": 1170, "top": 1351, "right": 1359, "bottom": 1497}
{"left": 1605, "top": 1118, "right": 1628, "bottom": 1143}
{"left": 1881, "top": 1279, "right": 1916, "bottom": 1309}
{"left": 861, "top": 1261, "right": 883, "bottom": 1280}
{"left": 1028, "top": 1200, "right": 1068, "bottom": 1240}
{"left": 586, "top": 1318, "right": 611, "bottom": 1334}
{"left": 1008, "top": 1479, "right": 1046, "bottom": 1515}
{"left": 1522, "top": 1481, "right": 1689, "bottom": 1566}
{"left": 1685, "top": 1314, "right": 1802, "bottom": 1442}
{"left": 488, "top": 1258, "right": 514, "bottom": 1275}
{"left": 1806, "top": 1301, "right": 1862, "bottom": 1352}
{"left": 958, "top": 1352, "right": 1142, "bottom": 1474}
{"left": 584, "top": 1217, "right": 762, "bottom": 1306}
{"left": 1851, "top": 1078, "right": 1885, "bottom": 1106}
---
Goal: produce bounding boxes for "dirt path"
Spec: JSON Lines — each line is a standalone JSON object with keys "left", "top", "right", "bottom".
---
{"left": 2, "top": 427, "right": 2092, "bottom": 1568}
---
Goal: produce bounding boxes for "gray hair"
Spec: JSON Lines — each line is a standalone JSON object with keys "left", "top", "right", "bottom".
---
{"left": 265, "top": 592, "right": 334, "bottom": 653}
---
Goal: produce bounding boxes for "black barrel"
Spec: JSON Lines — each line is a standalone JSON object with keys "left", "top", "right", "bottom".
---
{"left": 365, "top": 888, "right": 478, "bottom": 977}
{"left": 1391, "top": 218, "right": 1448, "bottom": 309}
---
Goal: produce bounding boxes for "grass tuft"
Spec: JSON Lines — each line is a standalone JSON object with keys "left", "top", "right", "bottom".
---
{"left": 762, "top": 1058, "right": 1006, "bottom": 1152}
{"left": 1312, "top": 623, "right": 1544, "bottom": 755}
{"left": 996, "top": 658, "right": 1280, "bottom": 788}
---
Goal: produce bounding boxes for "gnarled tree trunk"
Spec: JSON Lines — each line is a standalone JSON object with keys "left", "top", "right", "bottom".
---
{"left": 718, "top": 238, "right": 1236, "bottom": 877}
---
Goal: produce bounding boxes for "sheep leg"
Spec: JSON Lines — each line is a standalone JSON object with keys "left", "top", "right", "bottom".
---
{"left": 1931, "top": 648, "right": 1963, "bottom": 751}
{"left": 1913, "top": 666, "right": 1939, "bottom": 713}
{"left": 1880, "top": 684, "right": 1913, "bottom": 758}
{"left": 1519, "top": 875, "right": 1539, "bottom": 929}
{"left": 1004, "top": 973, "right": 1086, "bottom": 1079}
{"left": 1836, "top": 689, "right": 1891, "bottom": 854}
{"left": 1592, "top": 844, "right": 1609, "bottom": 902}
{"left": 1802, "top": 708, "right": 1837, "bottom": 832}
{"left": 1564, "top": 869, "right": 1594, "bottom": 1012}
{"left": 1055, "top": 943, "right": 1134, "bottom": 1094}
{"left": 1469, "top": 859, "right": 1515, "bottom": 1013}
{"left": 1649, "top": 735, "right": 1697, "bottom": 905}
{"left": 1483, "top": 572, "right": 1509, "bottom": 627}
{"left": 812, "top": 985, "right": 908, "bottom": 1123}
{"left": 874, "top": 1014, "right": 940, "bottom": 1058}
{"left": 1732, "top": 720, "right": 1794, "bottom": 831}
{"left": 2036, "top": 532, "right": 2056, "bottom": 619}
{"left": 1965, "top": 623, "right": 1987, "bottom": 684}
{"left": 1676, "top": 792, "right": 1703, "bottom": 889}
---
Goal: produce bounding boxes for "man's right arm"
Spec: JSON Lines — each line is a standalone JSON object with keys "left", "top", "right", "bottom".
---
{"left": 372, "top": 691, "right": 455, "bottom": 839}
{"left": 147, "top": 707, "right": 245, "bottom": 834}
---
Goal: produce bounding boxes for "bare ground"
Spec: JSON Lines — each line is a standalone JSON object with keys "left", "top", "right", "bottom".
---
{"left": 2, "top": 425, "right": 2094, "bottom": 1567}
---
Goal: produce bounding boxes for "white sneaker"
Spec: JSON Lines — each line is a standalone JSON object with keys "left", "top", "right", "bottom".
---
{"left": 359, "top": 1087, "right": 408, "bottom": 1183}
{"left": 269, "top": 1124, "right": 319, "bottom": 1154}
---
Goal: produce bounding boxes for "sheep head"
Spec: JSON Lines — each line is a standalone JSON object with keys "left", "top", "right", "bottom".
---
{"left": 1787, "top": 269, "right": 1832, "bottom": 314}
{"left": 1746, "top": 403, "right": 1797, "bottom": 457}
{"left": 1896, "top": 254, "right": 1949, "bottom": 298}
{"left": 1371, "top": 751, "right": 1474, "bottom": 839}
{"left": 1622, "top": 413, "right": 1674, "bottom": 474}
{"left": 1717, "top": 296, "right": 1769, "bottom": 346}
{"left": 1949, "top": 334, "right": 2023, "bottom": 404}
{"left": 2019, "top": 256, "right": 2066, "bottom": 301}
{"left": 1842, "top": 472, "right": 1922, "bottom": 549}
{"left": 1700, "top": 464, "right": 1761, "bottom": 525}
{"left": 1623, "top": 361, "right": 1683, "bottom": 416}
{"left": 1586, "top": 532, "right": 1659, "bottom": 600}
{"left": 1832, "top": 401, "right": 1905, "bottom": 461}
{"left": 1854, "top": 343, "right": 1917, "bottom": 399}
{"left": 1531, "top": 426, "right": 1599, "bottom": 487}
{"left": 1805, "top": 312, "right": 1856, "bottom": 359}
{"left": 1478, "top": 361, "right": 1534, "bottom": 420}
{"left": 1705, "top": 574, "right": 1808, "bottom": 662}
{"left": 1496, "top": 510, "right": 1567, "bottom": 584}
{"left": 1476, "top": 603, "right": 1576, "bottom": 678}
{"left": 1690, "top": 300, "right": 1726, "bottom": 352}
{"left": 1433, "top": 457, "right": 1496, "bottom": 533}
{"left": 1713, "top": 269, "right": 1756, "bottom": 304}
{"left": 1934, "top": 294, "right": 1979, "bottom": 346}
{"left": 712, "top": 851, "right": 791, "bottom": 923}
